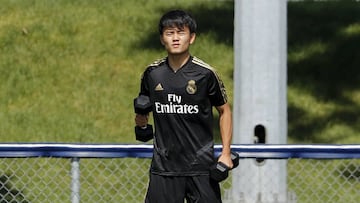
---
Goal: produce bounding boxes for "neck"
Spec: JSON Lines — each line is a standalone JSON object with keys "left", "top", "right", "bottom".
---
{"left": 168, "top": 53, "right": 191, "bottom": 72}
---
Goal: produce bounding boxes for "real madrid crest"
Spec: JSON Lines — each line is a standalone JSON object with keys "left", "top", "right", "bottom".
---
{"left": 186, "top": 80, "right": 197, "bottom": 94}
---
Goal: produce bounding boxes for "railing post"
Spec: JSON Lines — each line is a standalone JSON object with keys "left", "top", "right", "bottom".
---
{"left": 71, "top": 157, "right": 80, "bottom": 203}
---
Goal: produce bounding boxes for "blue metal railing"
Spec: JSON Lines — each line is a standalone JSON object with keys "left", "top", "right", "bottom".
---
{"left": 0, "top": 143, "right": 359, "bottom": 159}
{"left": 0, "top": 143, "right": 359, "bottom": 203}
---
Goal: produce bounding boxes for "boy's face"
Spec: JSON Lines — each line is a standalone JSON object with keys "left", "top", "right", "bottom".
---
{"left": 160, "top": 25, "right": 196, "bottom": 55}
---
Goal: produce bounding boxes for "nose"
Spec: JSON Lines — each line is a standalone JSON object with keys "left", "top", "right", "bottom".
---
{"left": 172, "top": 33, "right": 180, "bottom": 41}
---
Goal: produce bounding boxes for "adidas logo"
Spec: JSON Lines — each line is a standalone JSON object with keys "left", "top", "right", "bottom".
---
{"left": 155, "top": 83, "right": 164, "bottom": 91}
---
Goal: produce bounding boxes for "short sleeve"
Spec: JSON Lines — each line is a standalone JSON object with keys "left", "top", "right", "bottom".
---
{"left": 208, "top": 70, "right": 228, "bottom": 106}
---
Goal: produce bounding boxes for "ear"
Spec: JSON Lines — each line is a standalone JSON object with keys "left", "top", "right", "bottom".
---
{"left": 190, "top": 33, "right": 196, "bottom": 44}
{"left": 160, "top": 35, "right": 165, "bottom": 45}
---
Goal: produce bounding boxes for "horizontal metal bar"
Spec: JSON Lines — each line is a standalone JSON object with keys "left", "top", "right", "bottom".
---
{"left": 0, "top": 143, "right": 359, "bottom": 159}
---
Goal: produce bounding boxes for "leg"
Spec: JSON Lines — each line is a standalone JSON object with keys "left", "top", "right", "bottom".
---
{"left": 185, "top": 176, "right": 222, "bottom": 203}
{"left": 145, "top": 173, "right": 186, "bottom": 203}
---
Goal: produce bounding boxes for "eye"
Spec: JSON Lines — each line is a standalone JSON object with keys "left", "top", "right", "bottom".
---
{"left": 165, "top": 31, "right": 174, "bottom": 36}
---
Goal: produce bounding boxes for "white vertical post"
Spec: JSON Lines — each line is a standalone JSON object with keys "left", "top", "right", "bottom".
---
{"left": 71, "top": 158, "right": 80, "bottom": 203}
{"left": 227, "top": 0, "right": 288, "bottom": 203}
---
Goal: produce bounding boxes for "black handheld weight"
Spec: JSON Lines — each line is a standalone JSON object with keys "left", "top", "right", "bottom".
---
{"left": 134, "top": 95, "right": 153, "bottom": 142}
{"left": 210, "top": 151, "right": 240, "bottom": 182}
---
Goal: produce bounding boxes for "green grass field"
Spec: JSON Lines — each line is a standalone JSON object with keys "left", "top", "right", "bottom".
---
{"left": 287, "top": 1, "right": 360, "bottom": 144}
{"left": 0, "top": 1, "right": 359, "bottom": 202}
{"left": 0, "top": 0, "right": 359, "bottom": 144}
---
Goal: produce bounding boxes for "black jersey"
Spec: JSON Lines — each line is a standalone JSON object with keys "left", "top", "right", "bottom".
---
{"left": 139, "top": 56, "right": 228, "bottom": 176}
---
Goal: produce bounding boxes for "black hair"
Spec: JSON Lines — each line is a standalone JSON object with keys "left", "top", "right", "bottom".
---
{"left": 158, "top": 10, "right": 197, "bottom": 34}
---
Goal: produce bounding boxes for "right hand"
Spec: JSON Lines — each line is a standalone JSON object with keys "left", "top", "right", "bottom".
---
{"left": 135, "top": 114, "right": 148, "bottom": 127}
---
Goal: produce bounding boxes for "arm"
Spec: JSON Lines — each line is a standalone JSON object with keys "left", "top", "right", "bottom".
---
{"left": 215, "top": 102, "right": 233, "bottom": 168}
{"left": 135, "top": 69, "right": 150, "bottom": 128}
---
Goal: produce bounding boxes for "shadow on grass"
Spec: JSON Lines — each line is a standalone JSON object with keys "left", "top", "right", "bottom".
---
{"left": 335, "top": 162, "right": 360, "bottom": 182}
{"left": 288, "top": 1, "right": 360, "bottom": 143}
{"left": 132, "top": 1, "right": 360, "bottom": 143}
{"left": 131, "top": 1, "right": 234, "bottom": 51}
{"left": 0, "top": 175, "right": 29, "bottom": 203}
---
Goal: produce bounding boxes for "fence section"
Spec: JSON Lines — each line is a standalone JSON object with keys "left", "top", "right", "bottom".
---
{"left": 0, "top": 144, "right": 359, "bottom": 203}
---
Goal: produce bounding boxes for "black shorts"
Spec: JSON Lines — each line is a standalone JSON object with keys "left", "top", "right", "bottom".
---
{"left": 144, "top": 173, "right": 222, "bottom": 203}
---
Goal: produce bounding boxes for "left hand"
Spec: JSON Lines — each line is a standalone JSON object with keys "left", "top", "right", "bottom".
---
{"left": 217, "top": 153, "right": 233, "bottom": 169}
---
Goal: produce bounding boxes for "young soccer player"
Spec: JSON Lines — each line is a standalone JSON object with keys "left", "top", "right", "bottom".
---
{"left": 135, "top": 9, "right": 233, "bottom": 203}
